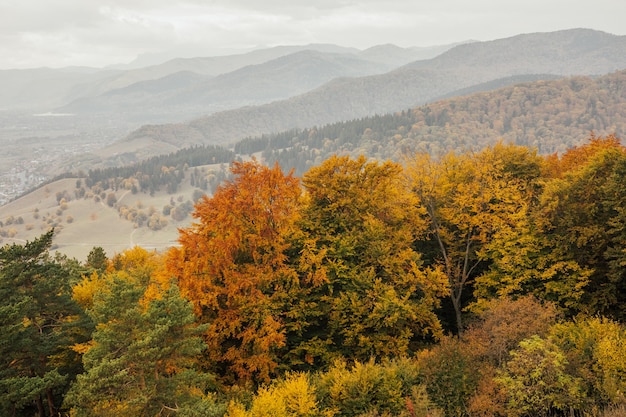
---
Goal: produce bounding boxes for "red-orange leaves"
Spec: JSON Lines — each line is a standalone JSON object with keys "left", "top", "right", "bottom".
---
{"left": 167, "top": 160, "right": 301, "bottom": 385}
{"left": 544, "top": 133, "right": 624, "bottom": 178}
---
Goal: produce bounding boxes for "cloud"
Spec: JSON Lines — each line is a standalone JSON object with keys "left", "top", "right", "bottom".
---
{"left": 0, "top": 0, "right": 625, "bottom": 69}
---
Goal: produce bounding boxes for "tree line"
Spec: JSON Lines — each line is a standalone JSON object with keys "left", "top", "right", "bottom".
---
{"left": 1, "top": 135, "right": 625, "bottom": 416}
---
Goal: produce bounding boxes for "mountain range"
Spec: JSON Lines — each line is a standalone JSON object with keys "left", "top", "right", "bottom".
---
{"left": 0, "top": 42, "right": 459, "bottom": 114}
{"left": 105, "top": 28, "right": 626, "bottom": 164}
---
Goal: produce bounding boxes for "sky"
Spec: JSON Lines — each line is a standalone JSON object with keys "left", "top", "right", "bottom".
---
{"left": 1, "top": 0, "right": 625, "bottom": 69}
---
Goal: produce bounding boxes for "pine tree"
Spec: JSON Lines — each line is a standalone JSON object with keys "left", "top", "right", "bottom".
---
{"left": 0, "top": 231, "right": 87, "bottom": 417}
{"left": 65, "top": 279, "right": 213, "bottom": 417}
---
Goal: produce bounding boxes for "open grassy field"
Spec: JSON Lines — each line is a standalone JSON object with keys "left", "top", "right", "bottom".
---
{"left": 0, "top": 171, "right": 209, "bottom": 261}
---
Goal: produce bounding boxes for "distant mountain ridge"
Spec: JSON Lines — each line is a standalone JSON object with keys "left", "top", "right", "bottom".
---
{"left": 117, "top": 28, "right": 626, "bottom": 159}
{"left": 60, "top": 50, "right": 396, "bottom": 121}
{"left": 247, "top": 69, "right": 626, "bottom": 176}
{"left": 0, "top": 42, "right": 457, "bottom": 114}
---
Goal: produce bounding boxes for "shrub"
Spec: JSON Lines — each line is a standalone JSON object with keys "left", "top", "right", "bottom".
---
{"left": 496, "top": 335, "right": 584, "bottom": 417}
{"left": 226, "top": 372, "right": 319, "bottom": 417}
{"left": 550, "top": 317, "right": 626, "bottom": 408}
{"left": 416, "top": 336, "right": 478, "bottom": 417}
{"left": 314, "top": 358, "right": 439, "bottom": 417}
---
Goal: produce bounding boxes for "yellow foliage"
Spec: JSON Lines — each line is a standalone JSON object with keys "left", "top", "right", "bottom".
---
{"left": 550, "top": 317, "right": 626, "bottom": 406}
{"left": 407, "top": 144, "right": 532, "bottom": 331}
{"left": 72, "top": 271, "right": 106, "bottom": 309}
{"left": 70, "top": 340, "right": 96, "bottom": 355}
{"left": 109, "top": 246, "right": 161, "bottom": 276}
{"left": 226, "top": 401, "right": 250, "bottom": 417}
{"left": 226, "top": 373, "right": 319, "bottom": 417}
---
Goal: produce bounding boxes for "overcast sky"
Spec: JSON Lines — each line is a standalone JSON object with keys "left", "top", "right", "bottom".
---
{"left": 1, "top": 0, "right": 624, "bottom": 69}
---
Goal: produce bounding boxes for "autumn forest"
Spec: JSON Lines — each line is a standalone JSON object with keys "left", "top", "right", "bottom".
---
{"left": 1, "top": 135, "right": 626, "bottom": 417}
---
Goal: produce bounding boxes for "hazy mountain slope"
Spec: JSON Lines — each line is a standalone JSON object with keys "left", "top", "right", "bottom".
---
{"left": 107, "top": 42, "right": 456, "bottom": 89}
{"left": 60, "top": 71, "right": 213, "bottom": 121}
{"left": 61, "top": 50, "right": 394, "bottom": 121}
{"left": 358, "top": 41, "right": 473, "bottom": 67}
{"left": 67, "top": 44, "right": 364, "bottom": 101}
{"left": 407, "top": 28, "right": 626, "bottom": 75}
{"left": 121, "top": 29, "right": 626, "bottom": 153}
{"left": 4, "top": 43, "right": 438, "bottom": 113}
{"left": 0, "top": 67, "right": 120, "bottom": 110}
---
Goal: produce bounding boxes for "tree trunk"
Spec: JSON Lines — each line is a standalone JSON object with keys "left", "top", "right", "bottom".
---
{"left": 35, "top": 395, "right": 44, "bottom": 417}
{"left": 451, "top": 290, "right": 463, "bottom": 335}
{"left": 46, "top": 388, "right": 57, "bottom": 416}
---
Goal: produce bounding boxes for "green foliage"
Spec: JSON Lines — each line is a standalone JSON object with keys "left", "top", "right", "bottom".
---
{"left": 0, "top": 231, "right": 89, "bottom": 416}
{"left": 416, "top": 336, "right": 479, "bottom": 417}
{"left": 550, "top": 317, "right": 626, "bottom": 408}
{"left": 86, "top": 246, "right": 108, "bottom": 273}
{"left": 536, "top": 142, "right": 626, "bottom": 318}
{"left": 296, "top": 155, "right": 447, "bottom": 364}
{"left": 84, "top": 144, "right": 234, "bottom": 195}
{"left": 64, "top": 279, "right": 213, "bottom": 416}
{"left": 473, "top": 136, "right": 626, "bottom": 321}
{"left": 496, "top": 335, "right": 585, "bottom": 417}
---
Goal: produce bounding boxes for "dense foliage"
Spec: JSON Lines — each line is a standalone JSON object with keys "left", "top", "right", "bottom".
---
{"left": 1, "top": 135, "right": 625, "bottom": 416}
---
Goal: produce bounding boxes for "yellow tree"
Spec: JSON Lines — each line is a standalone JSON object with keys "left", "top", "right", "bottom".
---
{"left": 475, "top": 136, "right": 626, "bottom": 319}
{"left": 296, "top": 155, "right": 447, "bottom": 362}
{"left": 165, "top": 159, "right": 302, "bottom": 384}
{"left": 407, "top": 143, "right": 534, "bottom": 332}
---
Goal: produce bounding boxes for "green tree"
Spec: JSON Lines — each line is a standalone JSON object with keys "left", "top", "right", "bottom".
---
{"left": 65, "top": 279, "right": 213, "bottom": 416}
{"left": 0, "top": 231, "right": 87, "bottom": 417}
{"left": 476, "top": 136, "right": 626, "bottom": 318}
{"left": 536, "top": 142, "right": 626, "bottom": 318}
{"left": 86, "top": 246, "right": 108, "bottom": 273}
{"left": 416, "top": 336, "right": 479, "bottom": 417}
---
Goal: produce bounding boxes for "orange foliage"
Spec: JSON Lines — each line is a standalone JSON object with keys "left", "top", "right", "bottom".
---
{"left": 165, "top": 159, "right": 302, "bottom": 384}
{"left": 543, "top": 132, "right": 624, "bottom": 178}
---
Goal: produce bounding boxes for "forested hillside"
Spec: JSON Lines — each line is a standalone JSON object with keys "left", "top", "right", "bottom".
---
{"left": 237, "top": 70, "right": 626, "bottom": 175}
{"left": 2, "top": 136, "right": 625, "bottom": 417}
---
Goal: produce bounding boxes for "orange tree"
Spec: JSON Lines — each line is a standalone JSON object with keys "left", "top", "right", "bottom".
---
{"left": 164, "top": 160, "right": 302, "bottom": 385}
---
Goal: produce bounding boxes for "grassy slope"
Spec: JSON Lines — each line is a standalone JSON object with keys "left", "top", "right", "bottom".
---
{"left": 0, "top": 174, "right": 205, "bottom": 261}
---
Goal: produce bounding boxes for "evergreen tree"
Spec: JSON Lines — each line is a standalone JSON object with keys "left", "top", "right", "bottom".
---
{"left": 0, "top": 231, "right": 87, "bottom": 417}
{"left": 65, "top": 279, "right": 213, "bottom": 416}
